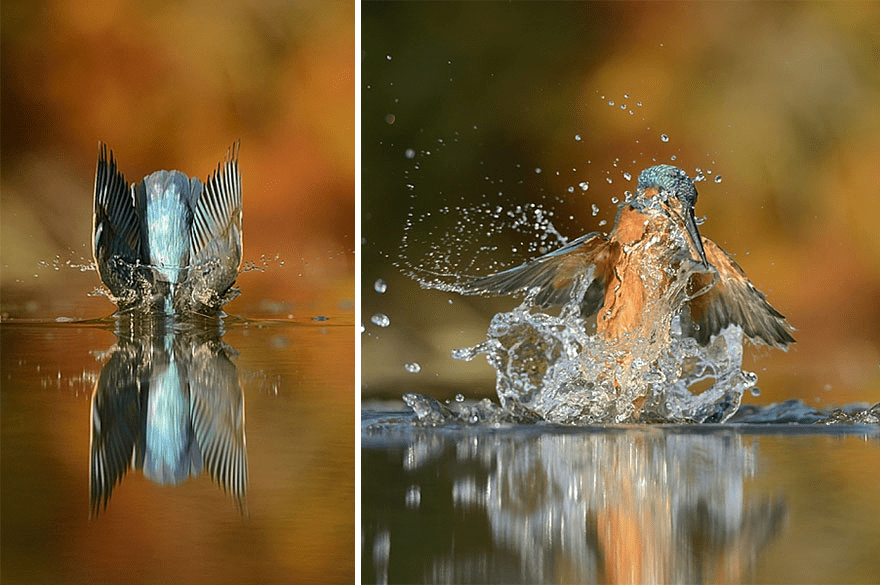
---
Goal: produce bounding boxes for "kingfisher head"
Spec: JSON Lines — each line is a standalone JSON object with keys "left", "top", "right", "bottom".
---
{"left": 637, "top": 164, "right": 698, "bottom": 208}
{"left": 636, "top": 165, "right": 707, "bottom": 267}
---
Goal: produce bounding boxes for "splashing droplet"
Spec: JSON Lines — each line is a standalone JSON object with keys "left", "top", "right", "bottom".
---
{"left": 371, "top": 313, "right": 390, "bottom": 328}
{"left": 591, "top": 203, "right": 600, "bottom": 217}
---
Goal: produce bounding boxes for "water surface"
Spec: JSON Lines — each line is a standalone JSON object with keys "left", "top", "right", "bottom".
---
{"left": 362, "top": 404, "right": 880, "bottom": 584}
{"left": 2, "top": 312, "right": 354, "bottom": 585}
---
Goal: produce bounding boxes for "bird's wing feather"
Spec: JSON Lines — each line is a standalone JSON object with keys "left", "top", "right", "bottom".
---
{"left": 456, "top": 232, "right": 613, "bottom": 316}
{"left": 190, "top": 142, "right": 242, "bottom": 271}
{"left": 687, "top": 238, "right": 795, "bottom": 348}
{"left": 93, "top": 143, "right": 139, "bottom": 265}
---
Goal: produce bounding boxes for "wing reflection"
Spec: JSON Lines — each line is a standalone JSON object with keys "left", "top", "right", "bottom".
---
{"left": 90, "top": 316, "right": 247, "bottom": 516}
{"left": 363, "top": 425, "right": 786, "bottom": 584}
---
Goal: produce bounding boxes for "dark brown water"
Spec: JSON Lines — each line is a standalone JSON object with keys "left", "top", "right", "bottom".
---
{"left": 362, "top": 406, "right": 880, "bottom": 585}
{"left": 2, "top": 313, "right": 354, "bottom": 585}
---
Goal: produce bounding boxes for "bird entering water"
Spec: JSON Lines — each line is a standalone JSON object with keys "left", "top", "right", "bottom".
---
{"left": 93, "top": 143, "right": 243, "bottom": 315}
{"left": 456, "top": 164, "right": 794, "bottom": 349}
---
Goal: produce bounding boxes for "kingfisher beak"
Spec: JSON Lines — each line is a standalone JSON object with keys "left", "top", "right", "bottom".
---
{"left": 684, "top": 206, "right": 709, "bottom": 267}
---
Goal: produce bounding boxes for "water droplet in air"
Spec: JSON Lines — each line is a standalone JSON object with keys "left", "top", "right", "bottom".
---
{"left": 591, "top": 203, "right": 599, "bottom": 216}
{"left": 404, "top": 362, "right": 421, "bottom": 373}
{"left": 535, "top": 168, "right": 542, "bottom": 174}
{"left": 371, "top": 313, "right": 390, "bottom": 327}
{"left": 579, "top": 181, "right": 589, "bottom": 191}
{"left": 714, "top": 175, "right": 723, "bottom": 183}
{"left": 455, "top": 393, "right": 465, "bottom": 403}
{"left": 623, "top": 172, "right": 632, "bottom": 181}
{"left": 608, "top": 100, "right": 615, "bottom": 106}
{"left": 385, "top": 114, "right": 395, "bottom": 124}
{"left": 374, "top": 278, "right": 387, "bottom": 293}
{"left": 574, "top": 134, "right": 582, "bottom": 141}
{"left": 660, "top": 133, "right": 669, "bottom": 143}
{"left": 404, "top": 148, "right": 415, "bottom": 159}
{"left": 386, "top": 55, "right": 392, "bottom": 60}
{"left": 611, "top": 196, "right": 619, "bottom": 204}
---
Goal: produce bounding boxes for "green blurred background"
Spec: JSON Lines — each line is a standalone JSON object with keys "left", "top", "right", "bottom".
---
{"left": 362, "top": 2, "right": 880, "bottom": 408}
{"left": 1, "top": 0, "right": 354, "bottom": 319}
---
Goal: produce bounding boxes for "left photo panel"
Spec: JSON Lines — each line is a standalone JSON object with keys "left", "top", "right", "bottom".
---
{"left": 1, "top": 1, "right": 355, "bottom": 583}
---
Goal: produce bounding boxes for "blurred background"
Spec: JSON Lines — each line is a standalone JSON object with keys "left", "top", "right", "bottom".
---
{"left": 2, "top": 0, "right": 354, "bottom": 319}
{"left": 362, "top": 2, "right": 880, "bottom": 408}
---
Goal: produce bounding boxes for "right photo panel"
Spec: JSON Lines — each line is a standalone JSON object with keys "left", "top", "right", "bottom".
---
{"left": 360, "top": 3, "right": 880, "bottom": 584}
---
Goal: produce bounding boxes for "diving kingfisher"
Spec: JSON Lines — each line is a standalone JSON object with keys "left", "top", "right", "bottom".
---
{"left": 456, "top": 164, "right": 794, "bottom": 349}
{"left": 92, "top": 142, "right": 242, "bottom": 315}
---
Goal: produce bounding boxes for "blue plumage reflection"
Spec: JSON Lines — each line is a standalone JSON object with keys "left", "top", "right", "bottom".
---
{"left": 89, "top": 316, "right": 248, "bottom": 516}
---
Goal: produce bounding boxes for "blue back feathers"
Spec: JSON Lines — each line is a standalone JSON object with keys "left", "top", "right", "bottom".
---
{"left": 93, "top": 142, "right": 243, "bottom": 314}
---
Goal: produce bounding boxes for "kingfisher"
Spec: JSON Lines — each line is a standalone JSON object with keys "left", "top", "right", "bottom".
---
{"left": 93, "top": 142, "right": 242, "bottom": 315}
{"left": 456, "top": 165, "right": 794, "bottom": 349}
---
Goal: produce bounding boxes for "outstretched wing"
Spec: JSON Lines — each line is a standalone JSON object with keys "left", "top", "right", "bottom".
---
{"left": 456, "top": 232, "right": 614, "bottom": 316}
{"left": 93, "top": 143, "right": 142, "bottom": 297}
{"left": 686, "top": 238, "right": 795, "bottom": 348}
{"left": 189, "top": 142, "right": 243, "bottom": 293}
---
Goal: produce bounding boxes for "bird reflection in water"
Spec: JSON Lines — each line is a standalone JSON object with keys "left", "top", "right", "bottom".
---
{"left": 362, "top": 427, "right": 787, "bottom": 584}
{"left": 90, "top": 316, "right": 248, "bottom": 516}
{"left": 89, "top": 144, "right": 247, "bottom": 515}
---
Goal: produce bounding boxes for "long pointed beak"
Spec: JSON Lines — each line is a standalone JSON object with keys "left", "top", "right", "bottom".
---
{"left": 684, "top": 206, "right": 709, "bottom": 267}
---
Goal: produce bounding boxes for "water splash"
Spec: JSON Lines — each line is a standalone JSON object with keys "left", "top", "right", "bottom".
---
{"left": 408, "top": 239, "right": 758, "bottom": 425}
{"left": 400, "top": 201, "right": 570, "bottom": 290}
{"left": 90, "top": 255, "right": 241, "bottom": 313}
{"left": 444, "top": 264, "right": 755, "bottom": 424}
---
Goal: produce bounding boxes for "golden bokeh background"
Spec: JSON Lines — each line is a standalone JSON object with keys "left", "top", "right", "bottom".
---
{"left": 2, "top": 0, "right": 354, "bottom": 319}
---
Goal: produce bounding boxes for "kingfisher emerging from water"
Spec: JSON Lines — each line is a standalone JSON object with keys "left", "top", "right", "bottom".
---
{"left": 456, "top": 164, "right": 794, "bottom": 349}
{"left": 93, "top": 143, "right": 243, "bottom": 315}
